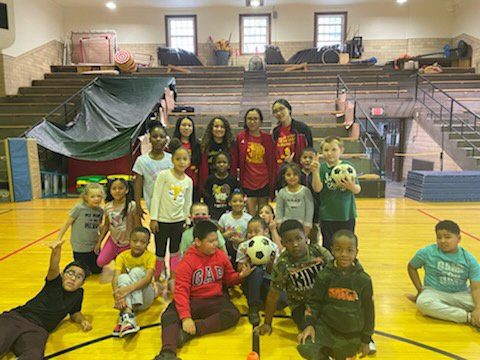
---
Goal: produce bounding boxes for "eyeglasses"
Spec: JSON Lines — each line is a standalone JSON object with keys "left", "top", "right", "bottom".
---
{"left": 272, "top": 106, "right": 287, "bottom": 114}
{"left": 64, "top": 269, "right": 85, "bottom": 281}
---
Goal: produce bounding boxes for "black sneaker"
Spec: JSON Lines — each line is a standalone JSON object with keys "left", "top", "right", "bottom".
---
{"left": 248, "top": 306, "right": 260, "bottom": 326}
{"left": 153, "top": 350, "right": 182, "bottom": 360}
{"left": 177, "top": 329, "right": 195, "bottom": 348}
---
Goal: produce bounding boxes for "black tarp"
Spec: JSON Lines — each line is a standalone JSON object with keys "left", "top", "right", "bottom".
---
{"left": 157, "top": 47, "right": 203, "bottom": 66}
{"left": 26, "top": 77, "right": 175, "bottom": 161}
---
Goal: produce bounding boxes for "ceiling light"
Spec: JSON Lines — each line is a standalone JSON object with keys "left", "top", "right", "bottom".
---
{"left": 396, "top": 0, "right": 407, "bottom": 4}
{"left": 106, "top": 1, "right": 117, "bottom": 10}
{"left": 247, "top": 0, "right": 264, "bottom": 7}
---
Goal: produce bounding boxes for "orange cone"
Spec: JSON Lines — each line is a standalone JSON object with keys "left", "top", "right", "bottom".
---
{"left": 246, "top": 352, "right": 259, "bottom": 360}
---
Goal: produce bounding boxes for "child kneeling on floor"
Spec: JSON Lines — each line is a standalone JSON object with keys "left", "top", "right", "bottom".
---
{"left": 154, "top": 220, "right": 254, "bottom": 360}
{"left": 112, "top": 227, "right": 157, "bottom": 337}
{"left": 297, "top": 230, "right": 375, "bottom": 360}
{"left": 407, "top": 220, "right": 480, "bottom": 328}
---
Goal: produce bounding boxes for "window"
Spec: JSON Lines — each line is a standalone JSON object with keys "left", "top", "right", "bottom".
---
{"left": 165, "top": 15, "right": 197, "bottom": 54}
{"left": 314, "top": 12, "right": 347, "bottom": 48}
{"left": 240, "top": 14, "right": 271, "bottom": 55}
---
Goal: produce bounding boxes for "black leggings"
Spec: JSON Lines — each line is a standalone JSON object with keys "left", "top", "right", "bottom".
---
{"left": 154, "top": 221, "right": 185, "bottom": 258}
{"left": 73, "top": 251, "right": 102, "bottom": 274}
{"left": 320, "top": 219, "right": 356, "bottom": 251}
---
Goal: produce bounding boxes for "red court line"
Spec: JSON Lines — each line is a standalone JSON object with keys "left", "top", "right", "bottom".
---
{"left": 417, "top": 209, "right": 480, "bottom": 242}
{"left": 0, "top": 228, "right": 60, "bottom": 262}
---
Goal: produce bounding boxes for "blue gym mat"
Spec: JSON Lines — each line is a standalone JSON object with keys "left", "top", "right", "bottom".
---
{"left": 405, "top": 171, "right": 480, "bottom": 202}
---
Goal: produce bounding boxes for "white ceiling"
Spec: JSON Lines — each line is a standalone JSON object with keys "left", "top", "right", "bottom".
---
{"left": 52, "top": 0, "right": 410, "bottom": 8}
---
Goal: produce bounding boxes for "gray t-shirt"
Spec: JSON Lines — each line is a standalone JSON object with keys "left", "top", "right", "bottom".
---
{"left": 132, "top": 153, "right": 173, "bottom": 211}
{"left": 275, "top": 185, "right": 314, "bottom": 227}
{"left": 70, "top": 203, "right": 104, "bottom": 253}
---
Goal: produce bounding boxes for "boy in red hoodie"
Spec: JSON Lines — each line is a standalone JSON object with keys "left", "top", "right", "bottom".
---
{"left": 154, "top": 220, "right": 254, "bottom": 360}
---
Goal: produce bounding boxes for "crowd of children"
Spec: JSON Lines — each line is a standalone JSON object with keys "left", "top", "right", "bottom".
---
{"left": 2, "top": 99, "right": 480, "bottom": 360}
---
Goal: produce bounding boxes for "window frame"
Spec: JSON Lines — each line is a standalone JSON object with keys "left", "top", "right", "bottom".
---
{"left": 314, "top": 12, "right": 347, "bottom": 48}
{"left": 165, "top": 14, "right": 198, "bottom": 55}
{"left": 239, "top": 13, "right": 272, "bottom": 55}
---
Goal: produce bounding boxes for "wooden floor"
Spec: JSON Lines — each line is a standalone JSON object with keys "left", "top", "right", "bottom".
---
{"left": 1, "top": 198, "right": 479, "bottom": 359}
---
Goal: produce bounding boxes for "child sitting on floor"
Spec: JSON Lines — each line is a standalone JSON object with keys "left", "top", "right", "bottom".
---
{"left": 297, "top": 230, "right": 374, "bottom": 360}
{"left": 407, "top": 220, "right": 480, "bottom": 328}
{"left": 154, "top": 220, "right": 254, "bottom": 360}
{"left": 112, "top": 227, "right": 157, "bottom": 337}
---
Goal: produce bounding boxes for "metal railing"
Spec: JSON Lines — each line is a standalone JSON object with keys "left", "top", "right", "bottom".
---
{"left": 415, "top": 72, "right": 480, "bottom": 165}
{"left": 336, "top": 75, "right": 386, "bottom": 176}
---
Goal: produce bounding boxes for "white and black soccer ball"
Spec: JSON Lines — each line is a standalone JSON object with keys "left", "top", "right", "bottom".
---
{"left": 245, "top": 235, "right": 274, "bottom": 265}
{"left": 331, "top": 163, "right": 357, "bottom": 185}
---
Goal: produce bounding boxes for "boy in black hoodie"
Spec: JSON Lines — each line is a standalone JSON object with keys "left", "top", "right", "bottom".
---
{"left": 297, "top": 230, "right": 374, "bottom": 360}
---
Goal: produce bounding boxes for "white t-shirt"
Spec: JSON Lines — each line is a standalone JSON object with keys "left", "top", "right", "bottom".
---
{"left": 132, "top": 153, "right": 173, "bottom": 210}
{"left": 150, "top": 169, "right": 193, "bottom": 223}
{"left": 218, "top": 212, "right": 252, "bottom": 248}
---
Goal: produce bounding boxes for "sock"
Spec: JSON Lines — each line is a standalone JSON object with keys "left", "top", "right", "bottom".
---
{"left": 155, "top": 258, "right": 165, "bottom": 278}
{"left": 169, "top": 253, "right": 181, "bottom": 274}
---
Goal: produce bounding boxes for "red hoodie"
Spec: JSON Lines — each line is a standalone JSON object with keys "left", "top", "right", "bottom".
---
{"left": 174, "top": 246, "right": 241, "bottom": 319}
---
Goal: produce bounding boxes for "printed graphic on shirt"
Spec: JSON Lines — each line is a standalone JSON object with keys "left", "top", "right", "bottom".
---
{"left": 286, "top": 196, "right": 302, "bottom": 209}
{"left": 287, "top": 257, "right": 325, "bottom": 291}
{"left": 169, "top": 184, "right": 185, "bottom": 201}
{"left": 213, "top": 184, "right": 231, "bottom": 207}
{"left": 84, "top": 213, "right": 102, "bottom": 230}
{"left": 325, "top": 169, "right": 346, "bottom": 192}
{"left": 328, "top": 288, "right": 359, "bottom": 302}
{"left": 246, "top": 142, "right": 265, "bottom": 164}
{"left": 226, "top": 225, "right": 244, "bottom": 241}
{"left": 192, "top": 266, "right": 224, "bottom": 286}
{"left": 276, "top": 134, "right": 296, "bottom": 164}
{"left": 109, "top": 211, "right": 126, "bottom": 231}
{"left": 437, "top": 260, "right": 467, "bottom": 287}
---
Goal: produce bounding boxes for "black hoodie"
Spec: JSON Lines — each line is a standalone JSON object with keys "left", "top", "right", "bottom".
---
{"left": 305, "top": 260, "right": 375, "bottom": 344}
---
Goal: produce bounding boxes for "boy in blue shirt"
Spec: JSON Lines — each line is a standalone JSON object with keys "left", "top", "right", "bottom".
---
{"left": 408, "top": 220, "right": 480, "bottom": 327}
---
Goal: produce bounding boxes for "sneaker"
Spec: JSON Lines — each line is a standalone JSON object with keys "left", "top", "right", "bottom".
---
{"left": 248, "top": 306, "right": 260, "bottom": 326}
{"left": 368, "top": 341, "right": 377, "bottom": 355}
{"left": 112, "top": 322, "right": 122, "bottom": 337}
{"left": 119, "top": 313, "right": 140, "bottom": 337}
{"left": 153, "top": 350, "right": 182, "bottom": 360}
{"left": 178, "top": 329, "right": 195, "bottom": 348}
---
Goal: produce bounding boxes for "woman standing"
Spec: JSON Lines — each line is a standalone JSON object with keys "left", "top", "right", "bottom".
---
{"left": 236, "top": 108, "right": 275, "bottom": 215}
{"left": 198, "top": 116, "right": 237, "bottom": 195}
{"left": 271, "top": 98, "right": 313, "bottom": 167}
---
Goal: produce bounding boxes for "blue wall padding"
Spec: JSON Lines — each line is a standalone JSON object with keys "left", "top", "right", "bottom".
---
{"left": 8, "top": 139, "right": 32, "bottom": 202}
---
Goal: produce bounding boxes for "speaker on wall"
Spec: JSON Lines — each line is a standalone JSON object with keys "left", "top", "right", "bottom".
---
{"left": 0, "top": 3, "right": 8, "bottom": 30}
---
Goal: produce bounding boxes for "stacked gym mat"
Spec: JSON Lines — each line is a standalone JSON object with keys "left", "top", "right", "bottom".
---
{"left": 405, "top": 171, "right": 480, "bottom": 202}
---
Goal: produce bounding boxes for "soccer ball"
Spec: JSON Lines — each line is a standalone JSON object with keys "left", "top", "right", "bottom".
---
{"left": 246, "top": 236, "right": 274, "bottom": 265}
{"left": 331, "top": 163, "right": 357, "bottom": 185}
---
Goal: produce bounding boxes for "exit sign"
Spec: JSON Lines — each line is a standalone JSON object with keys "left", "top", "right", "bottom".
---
{"left": 371, "top": 107, "right": 384, "bottom": 116}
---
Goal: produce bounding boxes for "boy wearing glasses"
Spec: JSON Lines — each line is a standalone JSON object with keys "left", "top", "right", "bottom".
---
{"left": 0, "top": 238, "right": 91, "bottom": 359}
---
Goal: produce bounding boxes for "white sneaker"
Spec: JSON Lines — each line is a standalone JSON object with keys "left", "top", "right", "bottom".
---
{"left": 368, "top": 341, "right": 377, "bottom": 355}
{"left": 119, "top": 313, "right": 139, "bottom": 337}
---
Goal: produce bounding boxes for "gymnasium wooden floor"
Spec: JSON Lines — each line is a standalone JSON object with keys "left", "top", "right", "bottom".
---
{"left": 1, "top": 198, "right": 479, "bottom": 360}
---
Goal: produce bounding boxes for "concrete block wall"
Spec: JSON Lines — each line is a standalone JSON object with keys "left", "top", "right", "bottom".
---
{"left": 119, "top": 38, "right": 451, "bottom": 68}
{"left": 402, "top": 116, "right": 462, "bottom": 179}
{"left": 1, "top": 40, "right": 63, "bottom": 95}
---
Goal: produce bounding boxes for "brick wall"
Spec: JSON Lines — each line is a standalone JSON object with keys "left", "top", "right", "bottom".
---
{"left": 453, "top": 33, "right": 480, "bottom": 72}
{"left": 402, "top": 117, "right": 462, "bottom": 179}
{"left": 1, "top": 40, "right": 63, "bottom": 95}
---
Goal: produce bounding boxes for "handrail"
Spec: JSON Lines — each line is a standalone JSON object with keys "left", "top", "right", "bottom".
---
{"left": 22, "top": 77, "right": 98, "bottom": 136}
{"left": 415, "top": 72, "right": 480, "bottom": 161}
{"left": 336, "top": 75, "right": 386, "bottom": 176}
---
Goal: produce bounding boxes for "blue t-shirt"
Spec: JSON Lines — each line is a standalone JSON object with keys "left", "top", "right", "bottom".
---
{"left": 410, "top": 244, "right": 480, "bottom": 293}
